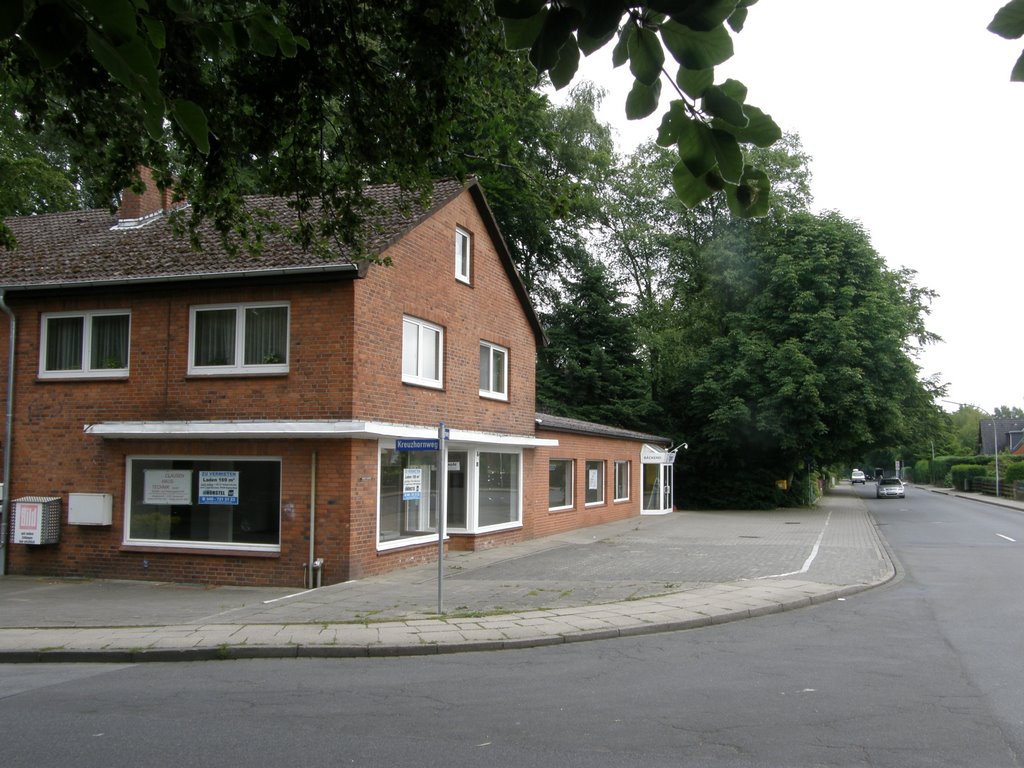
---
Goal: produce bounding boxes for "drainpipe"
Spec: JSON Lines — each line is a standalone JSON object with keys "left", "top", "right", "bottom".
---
{"left": 0, "top": 289, "right": 14, "bottom": 575}
{"left": 307, "top": 450, "right": 322, "bottom": 589}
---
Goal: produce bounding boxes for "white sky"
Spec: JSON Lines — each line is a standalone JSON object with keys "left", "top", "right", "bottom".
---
{"left": 554, "top": 1, "right": 1024, "bottom": 413}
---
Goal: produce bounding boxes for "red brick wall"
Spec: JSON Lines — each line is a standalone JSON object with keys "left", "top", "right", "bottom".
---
{"left": 353, "top": 192, "right": 538, "bottom": 436}
{"left": 0, "top": 188, "right": 549, "bottom": 586}
{"left": 526, "top": 430, "right": 648, "bottom": 539}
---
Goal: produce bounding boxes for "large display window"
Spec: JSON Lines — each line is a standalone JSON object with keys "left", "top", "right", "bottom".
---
{"left": 378, "top": 444, "right": 521, "bottom": 549}
{"left": 126, "top": 456, "right": 281, "bottom": 551}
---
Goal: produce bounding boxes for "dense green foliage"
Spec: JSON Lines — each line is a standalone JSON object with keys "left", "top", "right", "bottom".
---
{"left": 951, "top": 464, "right": 990, "bottom": 490}
{"left": 663, "top": 212, "right": 942, "bottom": 507}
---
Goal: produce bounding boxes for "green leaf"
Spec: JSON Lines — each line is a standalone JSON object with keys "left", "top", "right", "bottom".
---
{"left": 625, "top": 77, "right": 662, "bottom": 119}
{"left": 0, "top": 1, "right": 24, "bottom": 39}
{"left": 726, "top": 165, "right": 771, "bottom": 217}
{"left": 656, "top": 99, "right": 690, "bottom": 145}
{"left": 628, "top": 25, "right": 665, "bottom": 85}
{"left": 142, "top": 16, "right": 166, "bottom": 49}
{"left": 703, "top": 84, "right": 748, "bottom": 126}
{"left": 676, "top": 118, "right": 716, "bottom": 177}
{"left": 660, "top": 19, "right": 734, "bottom": 70}
{"left": 726, "top": 104, "right": 780, "bottom": 146}
{"left": 665, "top": 0, "right": 739, "bottom": 32}
{"left": 172, "top": 99, "right": 210, "bottom": 154}
{"left": 671, "top": 159, "right": 716, "bottom": 207}
{"left": 22, "top": 4, "right": 85, "bottom": 69}
{"left": 578, "top": 4, "right": 625, "bottom": 52}
{"left": 247, "top": 14, "right": 279, "bottom": 56}
{"left": 989, "top": 0, "right": 1024, "bottom": 39}
{"left": 728, "top": 5, "right": 749, "bottom": 32}
{"left": 612, "top": 24, "right": 632, "bottom": 67}
{"left": 81, "top": 0, "right": 137, "bottom": 44}
{"left": 677, "top": 67, "right": 713, "bottom": 98}
{"left": 1012, "top": 50, "right": 1024, "bottom": 81}
{"left": 578, "top": 26, "right": 616, "bottom": 56}
{"left": 550, "top": 36, "right": 581, "bottom": 89}
{"left": 709, "top": 129, "right": 743, "bottom": 182}
{"left": 530, "top": 7, "right": 579, "bottom": 73}
{"left": 718, "top": 77, "right": 748, "bottom": 103}
{"left": 494, "top": 0, "right": 546, "bottom": 20}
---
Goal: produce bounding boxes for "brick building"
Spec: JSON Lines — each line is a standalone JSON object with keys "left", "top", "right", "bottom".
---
{"left": 0, "top": 175, "right": 674, "bottom": 587}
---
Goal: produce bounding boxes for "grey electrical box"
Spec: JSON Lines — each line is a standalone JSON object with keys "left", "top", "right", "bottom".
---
{"left": 69, "top": 493, "right": 113, "bottom": 526}
{"left": 11, "top": 496, "right": 62, "bottom": 545}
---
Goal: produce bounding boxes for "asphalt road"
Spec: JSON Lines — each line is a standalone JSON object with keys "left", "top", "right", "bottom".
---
{"left": 2, "top": 484, "right": 1022, "bottom": 768}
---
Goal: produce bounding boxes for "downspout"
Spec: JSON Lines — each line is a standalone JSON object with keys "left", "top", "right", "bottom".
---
{"left": 0, "top": 289, "right": 14, "bottom": 575}
{"left": 307, "top": 450, "right": 323, "bottom": 588}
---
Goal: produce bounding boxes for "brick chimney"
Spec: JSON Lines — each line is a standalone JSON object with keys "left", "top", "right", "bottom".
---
{"left": 118, "top": 166, "right": 177, "bottom": 220}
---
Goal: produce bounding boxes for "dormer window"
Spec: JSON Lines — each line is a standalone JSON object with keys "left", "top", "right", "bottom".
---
{"left": 455, "top": 226, "right": 471, "bottom": 284}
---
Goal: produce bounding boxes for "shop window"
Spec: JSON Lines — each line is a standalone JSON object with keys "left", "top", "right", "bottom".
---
{"left": 585, "top": 460, "right": 605, "bottom": 505}
{"left": 548, "top": 459, "right": 574, "bottom": 510}
{"left": 478, "top": 451, "right": 520, "bottom": 527}
{"left": 614, "top": 460, "right": 630, "bottom": 501}
{"left": 126, "top": 457, "right": 281, "bottom": 551}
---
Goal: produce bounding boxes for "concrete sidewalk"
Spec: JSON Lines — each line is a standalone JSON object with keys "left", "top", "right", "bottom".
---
{"left": 0, "top": 487, "right": 897, "bottom": 662}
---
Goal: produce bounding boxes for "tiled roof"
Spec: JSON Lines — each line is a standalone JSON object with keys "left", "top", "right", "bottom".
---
{"left": 0, "top": 178, "right": 467, "bottom": 289}
{"left": 535, "top": 412, "right": 671, "bottom": 445}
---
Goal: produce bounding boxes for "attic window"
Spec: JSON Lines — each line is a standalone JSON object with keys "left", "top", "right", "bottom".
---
{"left": 455, "top": 227, "right": 471, "bottom": 284}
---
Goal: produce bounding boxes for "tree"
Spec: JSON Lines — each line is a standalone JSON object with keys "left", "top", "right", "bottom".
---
{"left": 665, "top": 211, "right": 943, "bottom": 508}
{"left": 989, "top": 0, "right": 1024, "bottom": 81}
{"left": 536, "top": 255, "right": 658, "bottom": 430}
{"left": 1, "top": 1, "right": 497, "bottom": 252}
{"left": 993, "top": 405, "right": 1024, "bottom": 418}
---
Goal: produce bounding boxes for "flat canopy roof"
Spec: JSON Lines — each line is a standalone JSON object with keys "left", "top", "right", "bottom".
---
{"left": 84, "top": 419, "right": 559, "bottom": 447}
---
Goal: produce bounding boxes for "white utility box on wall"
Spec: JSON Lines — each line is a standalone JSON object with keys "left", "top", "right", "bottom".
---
{"left": 12, "top": 496, "right": 62, "bottom": 544}
{"left": 68, "top": 493, "right": 114, "bottom": 526}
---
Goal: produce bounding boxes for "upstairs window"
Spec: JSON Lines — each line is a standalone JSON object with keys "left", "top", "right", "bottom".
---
{"left": 189, "top": 302, "right": 289, "bottom": 375}
{"left": 455, "top": 227, "right": 471, "bottom": 284}
{"left": 479, "top": 341, "right": 508, "bottom": 400}
{"left": 40, "top": 310, "right": 130, "bottom": 378}
{"left": 402, "top": 316, "right": 443, "bottom": 388}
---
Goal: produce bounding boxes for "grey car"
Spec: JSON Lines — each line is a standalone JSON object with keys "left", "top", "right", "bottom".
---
{"left": 876, "top": 477, "right": 905, "bottom": 499}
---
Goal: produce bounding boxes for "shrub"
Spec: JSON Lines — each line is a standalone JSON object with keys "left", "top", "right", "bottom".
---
{"left": 950, "top": 464, "right": 989, "bottom": 491}
{"left": 1005, "top": 461, "right": 1024, "bottom": 483}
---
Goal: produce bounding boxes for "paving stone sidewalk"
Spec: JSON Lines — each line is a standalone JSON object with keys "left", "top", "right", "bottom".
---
{"left": 0, "top": 487, "right": 897, "bottom": 662}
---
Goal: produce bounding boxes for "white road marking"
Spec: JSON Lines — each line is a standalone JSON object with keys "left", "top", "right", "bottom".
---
{"left": 755, "top": 510, "right": 833, "bottom": 579}
{"left": 997, "top": 534, "right": 1016, "bottom": 543}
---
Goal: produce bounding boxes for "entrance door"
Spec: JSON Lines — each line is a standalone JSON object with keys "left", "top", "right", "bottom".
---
{"left": 642, "top": 462, "right": 674, "bottom": 514}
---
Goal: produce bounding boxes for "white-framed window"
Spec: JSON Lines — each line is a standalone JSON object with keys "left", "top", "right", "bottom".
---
{"left": 402, "top": 316, "right": 443, "bottom": 388}
{"left": 377, "top": 443, "right": 521, "bottom": 550}
{"left": 455, "top": 226, "right": 471, "bottom": 284}
{"left": 548, "top": 459, "right": 574, "bottom": 510}
{"left": 585, "top": 460, "right": 605, "bottom": 506}
{"left": 479, "top": 341, "right": 508, "bottom": 400}
{"left": 188, "top": 302, "right": 289, "bottom": 375}
{"left": 614, "top": 460, "right": 630, "bottom": 501}
{"left": 39, "top": 310, "right": 130, "bottom": 378}
{"left": 125, "top": 455, "right": 281, "bottom": 552}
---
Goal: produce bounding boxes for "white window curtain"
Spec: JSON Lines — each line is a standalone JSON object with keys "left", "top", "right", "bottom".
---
{"left": 194, "top": 309, "right": 236, "bottom": 366}
{"left": 244, "top": 306, "right": 287, "bottom": 365}
{"left": 46, "top": 316, "right": 83, "bottom": 370}
{"left": 90, "top": 314, "right": 129, "bottom": 369}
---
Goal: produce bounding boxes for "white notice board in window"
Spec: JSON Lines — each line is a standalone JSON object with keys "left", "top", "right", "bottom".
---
{"left": 144, "top": 469, "right": 192, "bottom": 505}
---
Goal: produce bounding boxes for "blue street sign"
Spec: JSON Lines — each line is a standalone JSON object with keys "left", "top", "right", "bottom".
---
{"left": 396, "top": 438, "right": 439, "bottom": 451}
